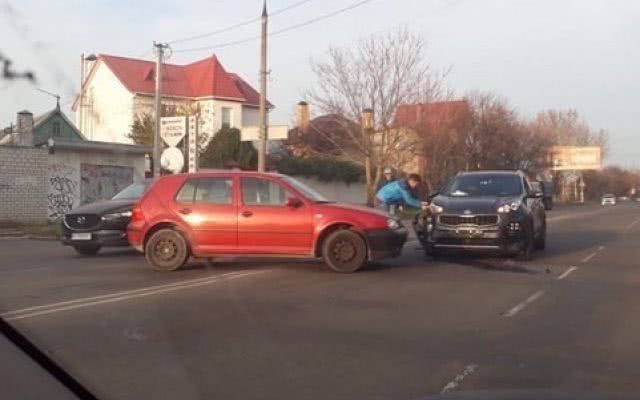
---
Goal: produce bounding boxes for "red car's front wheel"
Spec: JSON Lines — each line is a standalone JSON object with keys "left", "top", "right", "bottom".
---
{"left": 322, "top": 229, "right": 367, "bottom": 273}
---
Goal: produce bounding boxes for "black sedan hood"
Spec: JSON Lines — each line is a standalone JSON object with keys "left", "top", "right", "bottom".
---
{"left": 66, "top": 199, "right": 137, "bottom": 215}
{"left": 431, "top": 195, "right": 518, "bottom": 214}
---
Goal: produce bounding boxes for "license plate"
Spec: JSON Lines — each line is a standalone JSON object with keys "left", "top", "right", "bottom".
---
{"left": 71, "top": 232, "right": 92, "bottom": 241}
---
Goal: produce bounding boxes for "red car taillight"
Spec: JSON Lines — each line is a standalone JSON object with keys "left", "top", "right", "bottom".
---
{"left": 131, "top": 205, "right": 145, "bottom": 222}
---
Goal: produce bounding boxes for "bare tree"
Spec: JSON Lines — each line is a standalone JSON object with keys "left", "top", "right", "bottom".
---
{"left": 306, "top": 28, "right": 449, "bottom": 204}
{"left": 530, "top": 109, "right": 609, "bottom": 154}
{"left": 530, "top": 109, "right": 610, "bottom": 201}
{"left": 461, "top": 92, "right": 551, "bottom": 173}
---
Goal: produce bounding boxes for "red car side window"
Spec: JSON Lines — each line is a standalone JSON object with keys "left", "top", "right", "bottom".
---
{"left": 175, "top": 179, "right": 197, "bottom": 203}
{"left": 241, "top": 177, "right": 293, "bottom": 206}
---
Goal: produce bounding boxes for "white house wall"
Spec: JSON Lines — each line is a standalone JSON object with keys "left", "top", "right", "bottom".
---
{"left": 82, "top": 61, "right": 134, "bottom": 143}
{"left": 242, "top": 106, "right": 260, "bottom": 128}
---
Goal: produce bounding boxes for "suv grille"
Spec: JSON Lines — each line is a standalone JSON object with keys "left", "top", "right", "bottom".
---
{"left": 439, "top": 214, "right": 498, "bottom": 226}
{"left": 65, "top": 214, "right": 101, "bottom": 230}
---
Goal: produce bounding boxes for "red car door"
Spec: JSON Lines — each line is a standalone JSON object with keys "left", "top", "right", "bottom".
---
{"left": 237, "top": 176, "right": 313, "bottom": 255}
{"left": 172, "top": 176, "right": 237, "bottom": 254}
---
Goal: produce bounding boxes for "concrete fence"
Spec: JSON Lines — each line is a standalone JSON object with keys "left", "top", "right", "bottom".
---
{"left": 293, "top": 176, "right": 366, "bottom": 204}
{"left": 0, "top": 143, "right": 147, "bottom": 224}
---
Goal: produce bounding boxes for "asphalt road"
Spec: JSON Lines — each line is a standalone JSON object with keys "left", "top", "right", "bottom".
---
{"left": 1, "top": 203, "right": 640, "bottom": 399}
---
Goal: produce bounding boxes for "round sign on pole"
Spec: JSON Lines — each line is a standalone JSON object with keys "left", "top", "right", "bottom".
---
{"left": 161, "top": 147, "right": 184, "bottom": 174}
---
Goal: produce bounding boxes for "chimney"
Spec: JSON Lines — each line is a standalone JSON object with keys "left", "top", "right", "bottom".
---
{"left": 17, "top": 110, "right": 33, "bottom": 133}
{"left": 15, "top": 110, "right": 34, "bottom": 146}
{"left": 296, "top": 101, "right": 310, "bottom": 133}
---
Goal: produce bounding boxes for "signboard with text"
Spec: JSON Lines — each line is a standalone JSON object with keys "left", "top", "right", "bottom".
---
{"left": 240, "top": 125, "right": 289, "bottom": 142}
{"left": 548, "top": 146, "right": 602, "bottom": 171}
{"left": 188, "top": 116, "right": 198, "bottom": 173}
{"left": 160, "top": 117, "right": 187, "bottom": 147}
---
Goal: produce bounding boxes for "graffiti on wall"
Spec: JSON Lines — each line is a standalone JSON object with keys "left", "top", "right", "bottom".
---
{"left": 80, "top": 164, "right": 133, "bottom": 204}
{"left": 47, "top": 163, "right": 79, "bottom": 220}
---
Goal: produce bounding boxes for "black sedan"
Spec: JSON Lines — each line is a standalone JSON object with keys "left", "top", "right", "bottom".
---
{"left": 62, "top": 180, "right": 153, "bottom": 255}
{"left": 414, "top": 170, "right": 547, "bottom": 260}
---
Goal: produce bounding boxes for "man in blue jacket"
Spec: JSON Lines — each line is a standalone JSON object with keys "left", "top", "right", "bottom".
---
{"left": 375, "top": 173, "right": 422, "bottom": 215}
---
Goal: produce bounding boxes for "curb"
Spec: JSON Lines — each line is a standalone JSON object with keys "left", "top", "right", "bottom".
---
{"left": 26, "top": 235, "right": 60, "bottom": 242}
{"left": 0, "top": 235, "right": 27, "bottom": 240}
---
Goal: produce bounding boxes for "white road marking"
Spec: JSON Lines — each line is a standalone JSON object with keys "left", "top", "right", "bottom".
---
{"left": 440, "top": 364, "right": 478, "bottom": 394}
{"left": 597, "top": 246, "right": 605, "bottom": 251}
{"left": 503, "top": 290, "right": 545, "bottom": 318}
{"left": 557, "top": 266, "right": 578, "bottom": 280}
{"left": 624, "top": 217, "right": 640, "bottom": 233}
{"left": 2, "top": 271, "right": 263, "bottom": 321}
{"left": 1, "top": 272, "right": 249, "bottom": 316}
{"left": 581, "top": 252, "right": 597, "bottom": 263}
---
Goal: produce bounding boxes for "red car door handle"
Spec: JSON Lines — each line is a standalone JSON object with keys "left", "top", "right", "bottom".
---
{"left": 241, "top": 210, "right": 253, "bottom": 218}
{"left": 179, "top": 208, "right": 192, "bottom": 215}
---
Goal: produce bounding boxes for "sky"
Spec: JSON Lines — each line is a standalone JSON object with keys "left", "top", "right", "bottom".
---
{"left": 1, "top": 0, "right": 638, "bottom": 167}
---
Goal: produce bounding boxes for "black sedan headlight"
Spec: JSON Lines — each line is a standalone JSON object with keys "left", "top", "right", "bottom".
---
{"left": 101, "top": 210, "right": 133, "bottom": 221}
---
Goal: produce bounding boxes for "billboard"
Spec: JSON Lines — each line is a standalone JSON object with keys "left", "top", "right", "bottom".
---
{"left": 240, "top": 125, "right": 289, "bottom": 141}
{"left": 548, "top": 146, "right": 602, "bottom": 171}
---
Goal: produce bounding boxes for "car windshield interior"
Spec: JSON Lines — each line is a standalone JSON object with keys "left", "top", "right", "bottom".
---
{"left": 443, "top": 175, "right": 523, "bottom": 197}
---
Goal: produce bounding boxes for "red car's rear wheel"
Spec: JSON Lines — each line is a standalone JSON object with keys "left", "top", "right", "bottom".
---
{"left": 145, "top": 229, "right": 189, "bottom": 272}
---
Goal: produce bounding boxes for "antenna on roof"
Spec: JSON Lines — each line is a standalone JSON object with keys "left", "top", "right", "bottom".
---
{"left": 36, "top": 88, "right": 61, "bottom": 109}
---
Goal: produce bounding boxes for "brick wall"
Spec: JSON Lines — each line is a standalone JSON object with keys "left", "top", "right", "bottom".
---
{"left": 0, "top": 146, "right": 48, "bottom": 224}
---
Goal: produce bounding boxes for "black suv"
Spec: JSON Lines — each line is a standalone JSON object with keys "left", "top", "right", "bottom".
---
{"left": 414, "top": 170, "right": 546, "bottom": 260}
{"left": 62, "top": 179, "right": 153, "bottom": 255}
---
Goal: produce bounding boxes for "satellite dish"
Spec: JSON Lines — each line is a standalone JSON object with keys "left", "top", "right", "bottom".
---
{"left": 161, "top": 147, "right": 184, "bottom": 174}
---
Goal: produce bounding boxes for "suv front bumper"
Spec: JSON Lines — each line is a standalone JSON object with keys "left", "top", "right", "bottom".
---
{"left": 414, "top": 214, "right": 527, "bottom": 254}
{"left": 62, "top": 229, "right": 130, "bottom": 247}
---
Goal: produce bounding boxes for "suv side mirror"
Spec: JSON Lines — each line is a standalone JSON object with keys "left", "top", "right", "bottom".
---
{"left": 285, "top": 197, "right": 303, "bottom": 208}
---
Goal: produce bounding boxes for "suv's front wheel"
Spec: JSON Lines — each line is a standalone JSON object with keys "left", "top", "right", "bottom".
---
{"left": 145, "top": 229, "right": 189, "bottom": 272}
{"left": 322, "top": 229, "right": 367, "bottom": 273}
{"left": 516, "top": 222, "right": 535, "bottom": 261}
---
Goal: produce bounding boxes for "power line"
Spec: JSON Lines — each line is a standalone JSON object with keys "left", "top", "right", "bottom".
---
{"left": 168, "top": 0, "right": 316, "bottom": 45}
{"left": 173, "top": 0, "right": 377, "bottom": 54}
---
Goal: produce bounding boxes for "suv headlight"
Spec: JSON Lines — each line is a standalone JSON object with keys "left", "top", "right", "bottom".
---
{"left": 387, "top": 218, "right": 402, "bottom": 230}
{"left": 102, "top": 210, "right": 133, "bottom": 220}
{"left": 430, "top": 203, "right": 444, "bottom": 214}
{"left": 497, "top": 201, "right": 521, "bottom": 214}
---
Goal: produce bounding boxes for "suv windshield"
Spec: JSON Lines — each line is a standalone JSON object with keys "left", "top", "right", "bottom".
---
{"left": 111, "top": 181, "right": 152, "bottom": 200}
{"left": 282, "top": 177, "right": 329, "bottom": 202}
{"left": 443, "top": 174, "right": 523, "bottom": 197}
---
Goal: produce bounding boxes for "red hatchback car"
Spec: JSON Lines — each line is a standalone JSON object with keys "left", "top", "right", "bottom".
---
{"left": 127, "top": 171, "right": 408, "bottom": 272}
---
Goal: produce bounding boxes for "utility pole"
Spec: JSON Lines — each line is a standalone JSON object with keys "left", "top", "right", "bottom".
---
{"left": 257, "top": 0, "right": 269, "bottom": 172}
{"left": 79, "top": 53, "right": 85, "bottom": 134}
{"left": 153, "top": 42, "right": 169, "bottom": 177}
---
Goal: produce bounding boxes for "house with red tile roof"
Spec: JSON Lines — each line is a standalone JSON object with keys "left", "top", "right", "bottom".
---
{"left": 72, "top": 54, "right": 271, "bottom": 144}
